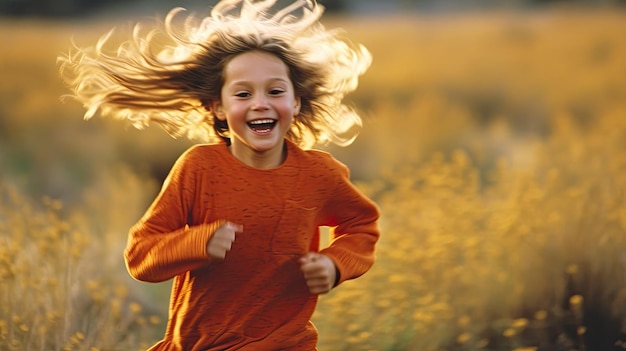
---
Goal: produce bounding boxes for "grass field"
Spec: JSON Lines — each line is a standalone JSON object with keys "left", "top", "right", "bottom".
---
{"left": 1, "top": 7, "right": 626, "bottom": 350}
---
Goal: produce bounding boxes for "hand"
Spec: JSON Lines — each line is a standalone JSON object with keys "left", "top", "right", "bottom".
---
{"left": 206, "top": 222, "right": 243, "bottom": 259}
{"left": 299, "top": 253, "right": 337, "bottom": 295}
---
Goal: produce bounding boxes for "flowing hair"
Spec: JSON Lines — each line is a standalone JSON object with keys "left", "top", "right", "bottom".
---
{"left": 58, "top": 0, "right": 371, "bottom": 148}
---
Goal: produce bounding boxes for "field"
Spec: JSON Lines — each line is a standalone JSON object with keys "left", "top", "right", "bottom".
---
{"left": 1, "top": 7, "right": 626, "bottom": 351}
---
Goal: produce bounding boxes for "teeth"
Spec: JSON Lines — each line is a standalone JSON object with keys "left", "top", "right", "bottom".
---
{"left": 248, "top": 119, "right": 275, "bottom": 125}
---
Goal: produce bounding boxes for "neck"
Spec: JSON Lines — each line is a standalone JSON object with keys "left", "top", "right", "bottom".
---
{"left": 229, "top": 141, "right": 287, "bottom": 170}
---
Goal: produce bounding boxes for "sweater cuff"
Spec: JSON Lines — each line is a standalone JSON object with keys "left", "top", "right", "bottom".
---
{"left": 319, "top": 246, "right": 374, "bottom": 286}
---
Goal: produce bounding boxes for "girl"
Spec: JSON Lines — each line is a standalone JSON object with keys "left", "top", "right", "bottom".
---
{"left": 59, "top": 0, "right": 379, "bottom": 349}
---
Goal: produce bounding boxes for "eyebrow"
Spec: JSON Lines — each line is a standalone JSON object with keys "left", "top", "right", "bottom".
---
{"left": 227, "top": 77, "right": 291, "bottom": 86}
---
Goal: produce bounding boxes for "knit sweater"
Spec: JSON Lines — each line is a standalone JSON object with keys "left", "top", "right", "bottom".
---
{"left": 124, "top": 139, "right": 380, "bottom": 350}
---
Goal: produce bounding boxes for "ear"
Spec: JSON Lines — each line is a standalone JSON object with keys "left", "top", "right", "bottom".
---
{"left": 293, "top": 97, "right": 301, "bottom": 116}
{"left": 212, "top": 101, "right": 226, "bottom": 121}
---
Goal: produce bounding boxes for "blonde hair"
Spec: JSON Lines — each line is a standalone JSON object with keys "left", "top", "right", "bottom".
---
{"left": 58, "top": 0, "right": 371, "bottom": 148}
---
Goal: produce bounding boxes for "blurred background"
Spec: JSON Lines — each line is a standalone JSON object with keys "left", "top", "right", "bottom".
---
{"left": 2, "top": 0, "right": 626, "bottom": 17}
{"left": 1, "top": 1, "right": 626, "bottom": 350}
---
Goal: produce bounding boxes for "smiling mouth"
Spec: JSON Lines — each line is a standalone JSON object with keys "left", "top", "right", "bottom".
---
{"left": 247, "top": 119, "right": 277, "bottom": 133}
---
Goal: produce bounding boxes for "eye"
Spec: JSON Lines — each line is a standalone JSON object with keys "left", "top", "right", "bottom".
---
{"left": 234, "top": 91, "right": 251, "bottom": 98}
{"left": 269, "top": 88, "right": 285, "bottom": 96}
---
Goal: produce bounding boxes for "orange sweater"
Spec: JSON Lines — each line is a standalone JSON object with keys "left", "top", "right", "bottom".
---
{"left": 125, "top": 140, "right": 380, "bottom": 350}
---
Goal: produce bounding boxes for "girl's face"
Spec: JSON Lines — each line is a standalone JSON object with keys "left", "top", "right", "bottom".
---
{"left": 214, "top": 50, "right": 300, "bottom": 168}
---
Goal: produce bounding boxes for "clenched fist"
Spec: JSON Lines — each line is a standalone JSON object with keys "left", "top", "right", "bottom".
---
{"left": 206, "top": 222, "right": 243, "bottom": 259}
{"left": 299, "top": 252, "right": 338, "bottom": 295}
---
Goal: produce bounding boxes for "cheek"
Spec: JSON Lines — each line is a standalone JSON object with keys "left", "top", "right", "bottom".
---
{"left": 223, "top": 103, "right": 246, "bottom": 120}
{"left": 279, "top": 100, "right": 299, "bottom": 117}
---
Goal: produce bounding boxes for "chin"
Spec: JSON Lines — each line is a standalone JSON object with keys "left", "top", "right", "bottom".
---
{"left": 249, "top": 139, "right": 284, "bottom": 152}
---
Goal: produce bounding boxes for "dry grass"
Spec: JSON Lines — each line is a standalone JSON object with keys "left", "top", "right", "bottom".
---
{"left": 0, "top": 169, "right": 163, "bottom": 350}
{"left": 1, "top": 7, "right": 625, "bottom": 350}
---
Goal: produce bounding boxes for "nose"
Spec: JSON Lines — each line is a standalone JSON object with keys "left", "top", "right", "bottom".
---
{"left": 251, "top": 94, "right": 270, "bottom": 111}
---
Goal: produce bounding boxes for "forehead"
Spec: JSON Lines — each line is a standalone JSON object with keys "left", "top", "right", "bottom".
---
{"left": 223, "top": 50, "right": 291, "bottom": 84}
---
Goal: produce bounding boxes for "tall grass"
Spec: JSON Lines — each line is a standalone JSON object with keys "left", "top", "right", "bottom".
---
{"left": 0, "top": 167, "right": 165, "bottom": 350}
{"left": 1, "top": 8, "right": 625, "bottom": 350}
{"left": 315, "top": 106, "right": 626, "bottom": 350}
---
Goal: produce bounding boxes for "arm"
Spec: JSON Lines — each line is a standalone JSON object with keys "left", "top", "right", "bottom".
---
{"left": 125, "top": 221, "right": 225, "bottom": 283}
{"left": 318, "top": 161, "right": 380, "bottom": 286}
{"left": 124, "top": 147, "right": 224, "bottom": 282}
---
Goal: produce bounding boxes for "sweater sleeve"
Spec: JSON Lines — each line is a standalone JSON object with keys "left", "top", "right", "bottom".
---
{"left": 318, "top": 159, "right": 380, "bottom": 286}
{"left": 124, "top": 147, "right": 224, "bottom": 283}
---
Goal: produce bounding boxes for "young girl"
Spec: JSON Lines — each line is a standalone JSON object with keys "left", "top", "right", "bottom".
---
{"left": 59, "top": 0, "right": 379, "bottom": 349}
